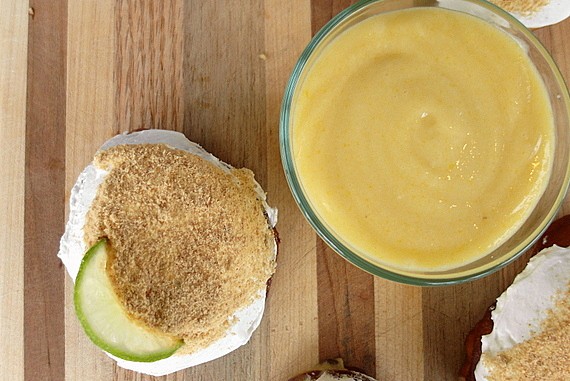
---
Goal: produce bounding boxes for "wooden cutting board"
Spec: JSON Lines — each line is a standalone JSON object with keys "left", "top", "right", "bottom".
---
{"left": 2, "top": 1, "right": 569, "bottom": 380}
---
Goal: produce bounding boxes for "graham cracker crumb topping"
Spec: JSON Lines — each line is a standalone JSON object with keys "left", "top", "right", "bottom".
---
{"left": 482, "top": 282, "right": 570, "bottom": 380}
{"left": 84, "top": 144, "right": 276, "bottom": 353}
{"left": 490, "top": 0, "right": 549, "bottom": 15}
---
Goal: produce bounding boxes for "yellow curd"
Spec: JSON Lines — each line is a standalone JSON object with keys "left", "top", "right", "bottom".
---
{"left": 292, "top": 8, "right": 553, "bottom": 271}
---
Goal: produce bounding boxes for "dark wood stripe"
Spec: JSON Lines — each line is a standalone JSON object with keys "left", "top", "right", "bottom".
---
{"left": 182, "top": 1, "right": 269, "bottom": 378}
{"left": 317, "top": 240, "right": 376, "bottom": 376}
{"left": 24, "top": 1, "right": 67, "bottom": 380}
{"left": 311, "top": 0, "right": 356, "bottom": 35}
{"left": 183, "top": 0, "right": 267, "bottom": 180}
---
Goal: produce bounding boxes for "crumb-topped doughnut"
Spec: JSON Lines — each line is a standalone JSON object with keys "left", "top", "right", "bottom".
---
{"left": 58, "top": 130, "right": 278, "bottom": 376}
{"left": 84, "top": 143, "right": 276, "bottom": 353}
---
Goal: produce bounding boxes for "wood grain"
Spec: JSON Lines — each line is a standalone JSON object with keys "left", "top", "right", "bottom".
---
{"left": 24, "top": 1, "right": 67, "bottom": 380}
{"left": 183, "top": 0, "right": 265, "bottom": 172}
{"left": 311, "top": 0, "right": 356, "bottom": 34}
{"left": 375, "top": 279, "right": 423, "bottom": 380}
{"left": 3, "top": 0, "right": 570, "bottom": 380}
{"left": 0, "top": 1, "right": 28, "bottom": 380}
{"left": 263, "top": 1, "right": 318, "bottom": 380}
{"left": 116, "top": 0, "right": 184, "bottom": 132}
{"left": 65, "top": 0, "right": 116, "bottom": 380}
{"left": 317, "top": 242, "right": 376, "bottom": 377}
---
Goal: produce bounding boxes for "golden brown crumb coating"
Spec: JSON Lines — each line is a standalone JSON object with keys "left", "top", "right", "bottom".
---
{"left": 84, "top": 144, "right": 276, "bottom": 353}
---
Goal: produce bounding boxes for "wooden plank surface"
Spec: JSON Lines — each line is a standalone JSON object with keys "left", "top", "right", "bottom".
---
{"left": 1, "top": 0, "right": 569, "bottom": 380}
{"left": 0, "top": 1, "right": 28, "bottom": 380}
{"left": 65, "top": 1, "right": 116, "bottom": 380}
{"left": 24, "top": 1, "right": 67, "bottom": 380}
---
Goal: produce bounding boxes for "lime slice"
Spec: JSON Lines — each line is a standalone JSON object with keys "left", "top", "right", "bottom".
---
{"left": 74, "top": 239, "right": 183, "bottom": 362}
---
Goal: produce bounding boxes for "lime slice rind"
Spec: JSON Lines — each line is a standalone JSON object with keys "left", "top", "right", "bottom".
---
{"left": 74, "top": 239, "right": 183, "bottom": 362}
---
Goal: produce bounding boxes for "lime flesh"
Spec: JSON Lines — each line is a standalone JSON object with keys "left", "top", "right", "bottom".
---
{"left": 74, "top": 239, "right": 183, "bottom": 362}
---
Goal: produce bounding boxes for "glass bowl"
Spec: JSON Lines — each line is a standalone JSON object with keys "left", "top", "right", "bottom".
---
{"left": 280, "top": 0, "right": 570, "bottom": 285}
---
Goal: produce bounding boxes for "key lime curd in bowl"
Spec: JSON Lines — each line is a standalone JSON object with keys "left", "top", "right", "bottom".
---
{"left": 280, "top": 0, "right": 570, "bottom": 285}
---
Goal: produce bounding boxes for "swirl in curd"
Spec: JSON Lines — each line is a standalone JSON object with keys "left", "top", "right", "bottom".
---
{"left": 292, "top": 8, "right": 553, "bottom": 271}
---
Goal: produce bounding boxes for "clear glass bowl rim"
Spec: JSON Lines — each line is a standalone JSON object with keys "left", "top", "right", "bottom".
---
{"left": 279, "top": 0, "right": 570, "bottom": 286}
